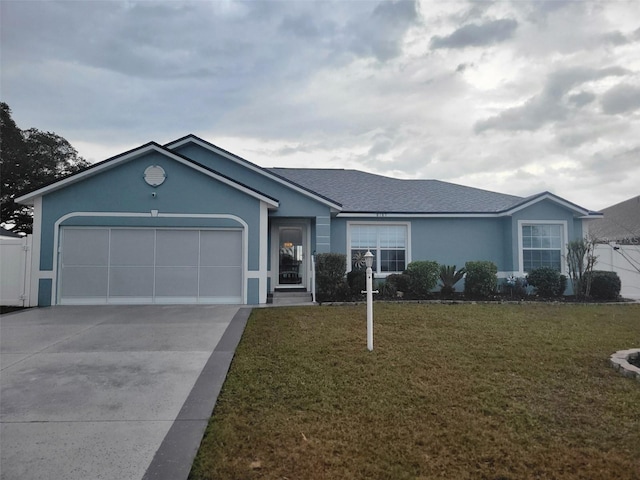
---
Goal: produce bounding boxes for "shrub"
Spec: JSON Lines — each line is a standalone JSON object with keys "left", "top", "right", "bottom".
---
{"left": 378, "top": 280, "right": 398, "bottom": 300}
{"left": 405, "top": 260, "right": 440, "bottom": 298}
{"left": 557, "top": 275, "right": 568, "bottom": 297}
{"left": 315, "top": 253, "right": 349, "bottom": 302}
{"left": 464, "top": 261, "right": 498, "bottom": 298}
{"left": 586, "top": 270, "right": 621, "bottom": 300}
{"left": 503, "top": 275, "right": 529, "bottom": 298}
{"left": 385, "top": 273, "right": 411, "bottom": 296}
{"left": 439, "top": 265, "right": 466, "bottom": 297}
{"left": 347, "top": 269, "right": 367, "bottom": 298}
{"left": 527, "top": 267, "right": 563, "bottom": 297}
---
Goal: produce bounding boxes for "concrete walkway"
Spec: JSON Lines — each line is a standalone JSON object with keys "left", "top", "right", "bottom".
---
{"left": 0, "top": 305, "right": 250, "bottom": 480}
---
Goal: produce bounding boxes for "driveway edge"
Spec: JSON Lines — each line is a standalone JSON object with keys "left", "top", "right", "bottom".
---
{"left": 142, "top": 307, "right": 252, "bottom": 480}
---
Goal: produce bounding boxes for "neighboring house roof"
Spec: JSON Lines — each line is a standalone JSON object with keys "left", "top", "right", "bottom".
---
{"left": 15, "top": 142, "right": 279, "bottom": 208}
{"left": 589, "top": 195, "right": 640, "bottom": 243}
{"left": 268, "top": 168, "right": 599, "bottom": 217}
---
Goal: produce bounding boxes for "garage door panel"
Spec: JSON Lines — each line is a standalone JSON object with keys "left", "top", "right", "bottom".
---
{"left": 62, "top": 229, "right": 109, "bottom": 266}
{"left": 109, "top": 267, "right": 154, "bottom": 297}
{"left": 199, "top": 267, "right": 242, "bottom": 297}
{"left": 156, "top": 230, "right": 199, "bottom": 267}
{"left": 60, "top": 266, "right": 108, "bottom": 298}
{"left": 200, "top": 231, "right": 242, "bottom": 267}
{"left": 155, "top": 267, "right": 199, "bottom": 297}
{"left": 110, "top": 229, "right": 155, "bottom": 266}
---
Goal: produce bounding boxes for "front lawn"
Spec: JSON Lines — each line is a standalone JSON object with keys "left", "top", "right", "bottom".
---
{"left": 190, "top": 304, "right": 640, "bottom": 480}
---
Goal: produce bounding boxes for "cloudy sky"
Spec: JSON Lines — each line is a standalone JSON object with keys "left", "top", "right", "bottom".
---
{"left": 2, "top": 0, "right": 639, "bottom": 211}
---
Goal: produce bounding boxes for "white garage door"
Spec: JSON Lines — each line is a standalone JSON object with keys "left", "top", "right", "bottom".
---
{"left": 58, "top": 228, "right": 243, "bottom": 304}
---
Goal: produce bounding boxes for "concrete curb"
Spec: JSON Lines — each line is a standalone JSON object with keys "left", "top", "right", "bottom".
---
{"left": 142, "top": 307, "right": 252, "bottom": 480}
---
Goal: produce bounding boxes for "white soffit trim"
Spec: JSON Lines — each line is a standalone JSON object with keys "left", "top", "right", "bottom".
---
{"left": 15, "top": 143, "right": 279, "bottom": 209}
{"left": 166, "top": 136, "right": 342, "bottom": 211}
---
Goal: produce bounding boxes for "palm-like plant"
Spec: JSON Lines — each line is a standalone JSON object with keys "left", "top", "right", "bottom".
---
{"left": 439, "top": 265, "right": 466, "bottom": 297}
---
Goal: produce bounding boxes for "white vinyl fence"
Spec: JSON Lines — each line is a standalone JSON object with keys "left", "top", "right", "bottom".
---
{"left": 594, "top": 242, "right": 640, "bottom": 300}
{"left": 0, "top": 235, "right": 32, "bottom": 306}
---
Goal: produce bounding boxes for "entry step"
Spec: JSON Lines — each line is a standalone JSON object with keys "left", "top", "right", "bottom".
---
{"left": 269, "top": 291, "right": 314, "bottom": 305}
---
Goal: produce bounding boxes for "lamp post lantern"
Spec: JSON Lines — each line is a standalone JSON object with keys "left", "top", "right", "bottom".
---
{"left": 363, "top": 250, "right": 377, "bottom": 351}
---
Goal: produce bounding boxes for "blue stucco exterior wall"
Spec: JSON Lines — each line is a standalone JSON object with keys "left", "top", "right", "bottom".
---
{"left": 331, "top": 205, "right": 585, "bottom": 277}
{"left": 333, "top": 217, "right": 509, "bottom": 271}
{"left": 410, "top": 218, "right": 508, "bottom": 269}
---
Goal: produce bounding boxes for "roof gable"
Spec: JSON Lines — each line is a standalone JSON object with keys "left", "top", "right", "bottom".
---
{"left": 165, "top": 135, "right": 342, "bottom": 211}
{"left": 504, "top": 192, "right": 601, "bottom": 218}
{"left": 15, "top": 142, "right": 279, "bottom": 208}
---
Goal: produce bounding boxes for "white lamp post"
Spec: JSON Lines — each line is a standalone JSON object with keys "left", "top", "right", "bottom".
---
{"left": 363, "top": 250, "right": 377, "bottom": 351}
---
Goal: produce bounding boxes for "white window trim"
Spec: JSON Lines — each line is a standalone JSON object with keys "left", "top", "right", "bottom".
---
{"left": 346, "top": 221, "right": 411, "bottom": 277}
{"left": 517, "top": 220, "right": 568, "bottom": 275}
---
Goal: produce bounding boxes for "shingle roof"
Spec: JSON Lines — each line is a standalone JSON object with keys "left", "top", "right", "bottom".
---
{"left": 589, "top": 195, "right": 640, "bottom": 243}
{"left": 267, "top": 168, "right": 525, "bottom": 213}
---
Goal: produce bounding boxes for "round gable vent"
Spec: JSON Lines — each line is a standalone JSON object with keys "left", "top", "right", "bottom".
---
{"left": 144, "top": 165, "right": 166, "bottom": 187}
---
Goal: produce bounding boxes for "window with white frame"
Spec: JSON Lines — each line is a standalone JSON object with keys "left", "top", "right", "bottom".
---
{"left": 521, "top": 223, "right": 563, "bottom": 272}
{"left": 349, "top": 224, "right": 407, "bottom": 274}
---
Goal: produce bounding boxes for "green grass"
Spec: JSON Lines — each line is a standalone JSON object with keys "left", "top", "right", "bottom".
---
{"left": 190, "top": 303, "right": 640, "bottom": 480}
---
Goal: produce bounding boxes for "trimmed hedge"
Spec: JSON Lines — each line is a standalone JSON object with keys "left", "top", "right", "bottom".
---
{"left": 464, "top": 261, "right": 498, "bottom": 298}
{"left": 527, "top": 267, "right": 563, "bottom": 297}
{"left": 315, "top": 253, "right": 349, "bottom": 302}
{"left": 586, "top": 270, "right": 621, "bottom": 300}
{"left": 405, "top": 260, "right": 440, "bottom": 298}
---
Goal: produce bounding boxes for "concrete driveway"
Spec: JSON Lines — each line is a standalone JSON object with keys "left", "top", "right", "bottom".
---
{"left": 0, "top": 304, "right": 250, "bottom": 480}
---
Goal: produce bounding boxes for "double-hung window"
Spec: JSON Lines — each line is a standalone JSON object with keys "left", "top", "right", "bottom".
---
{"left": 521, "top": 223, "right": 564, "bottom": 272}
{"left": 349, "top": 224, "right": 408, "bottom": 274}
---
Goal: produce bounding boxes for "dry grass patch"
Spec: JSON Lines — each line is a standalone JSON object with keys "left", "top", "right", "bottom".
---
{"left": 190, "top": 303, "right": 640, "bottom": 480}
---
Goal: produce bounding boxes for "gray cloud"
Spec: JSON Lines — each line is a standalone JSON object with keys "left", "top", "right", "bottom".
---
{"left": 344, "top": 0, "right": 418, "bottom": 61}
{"left": 567, "top": 91, "right": 596, "bottom": 108}
{"left": 601, "top": 31, "right": 630, "bottom": 46}
{"left": 475, "top": 66, "right": 629, "bottom": 133}
{"left": 601, "top": 84, "right": 640, "bottom": 114}
{"left": 430, "top": 18, "right": 518, "bottom": 49}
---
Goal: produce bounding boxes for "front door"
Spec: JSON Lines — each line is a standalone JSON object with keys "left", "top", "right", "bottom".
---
{"left": 275, "top": 224, "right": 307, "bottom": 288}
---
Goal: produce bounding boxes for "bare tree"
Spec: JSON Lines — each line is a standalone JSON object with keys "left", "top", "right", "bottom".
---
{"left": 566, "top": 236, "right": 598, "bottom": 298}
